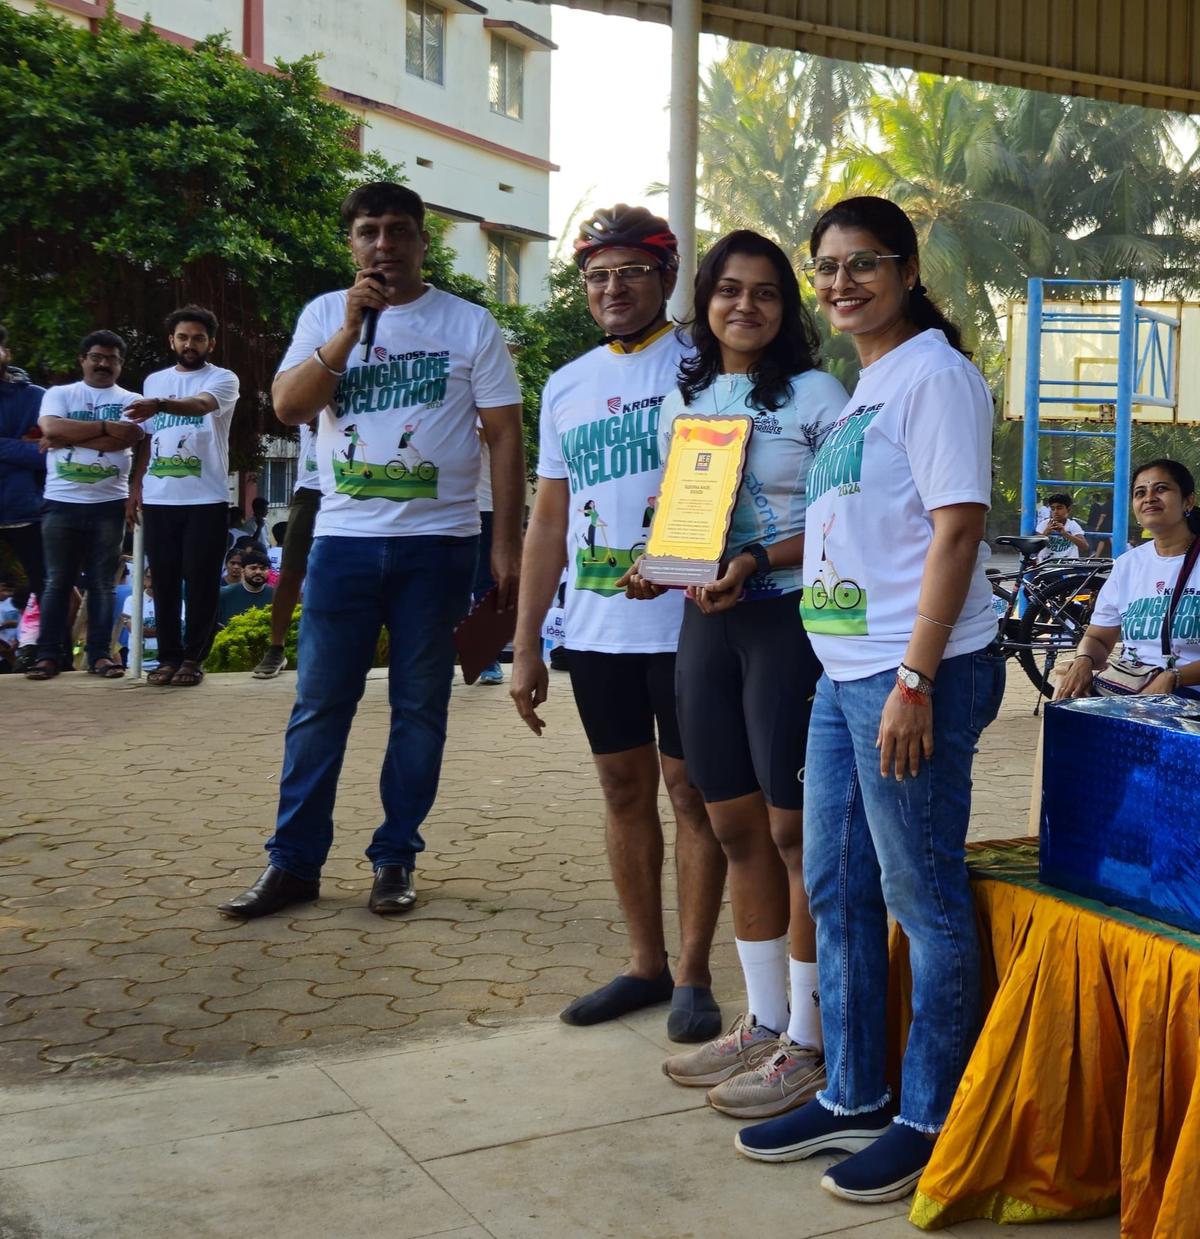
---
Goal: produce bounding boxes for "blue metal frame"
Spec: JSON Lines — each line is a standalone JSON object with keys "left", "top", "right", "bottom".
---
{"left": 1020, "top": 277, "right": 1180, "bottom": 556}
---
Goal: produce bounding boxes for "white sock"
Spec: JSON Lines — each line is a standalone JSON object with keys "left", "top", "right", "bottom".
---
{"left": 735, "top": 934, "right": 789, "bottom": 1035}
{"left": 787, "top": 958, "right": 823, "bottom": 1051}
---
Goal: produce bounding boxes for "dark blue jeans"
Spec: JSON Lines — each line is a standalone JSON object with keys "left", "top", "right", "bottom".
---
{"left": 266, "top": 534, "right": 477, "bottom": 880}
{"left": 803, "top": 648, "right": 1006, "bottom": 1132}
{"left": 37, "top": 499, "right": 125, "bottom": 666}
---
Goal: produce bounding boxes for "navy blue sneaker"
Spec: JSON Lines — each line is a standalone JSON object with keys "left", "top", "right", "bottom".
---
{"left": 734, "top": 1097, "right": 892, "bottom": 1163}
{"left": 820, "top": 1120, "right": 934, "bottom": 1202}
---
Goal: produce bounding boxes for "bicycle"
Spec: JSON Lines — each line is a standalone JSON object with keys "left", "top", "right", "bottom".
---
{"left": 809, "top": 558, "right": 863, "bottom": 611}
{"left": 987, "top": 534, "right": 1112, "bottom": 698}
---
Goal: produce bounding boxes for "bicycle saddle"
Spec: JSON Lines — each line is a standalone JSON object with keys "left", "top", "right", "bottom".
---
{"left": 995, "top": 535, "right": 1048, "bottom": 556}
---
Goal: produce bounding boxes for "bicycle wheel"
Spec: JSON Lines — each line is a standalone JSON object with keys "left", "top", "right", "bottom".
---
{"left": 415, "top": 462, "right": 436, "bottom": 481}
{"left": 1016, "top": 575, "right": 1103, "bottom": 696}
{"left": 832, "top": 578, "right": 862, "bottom": 610}
{"left": 810, "top": 579, "right": 828, "bottom": 609}
{"left": 384, "top": 459, "right": 407, "bottom": 480}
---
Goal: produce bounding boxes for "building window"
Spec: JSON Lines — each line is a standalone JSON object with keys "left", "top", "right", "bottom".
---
{"left": 260, "top": 458, "right": 296, "bottom": 507}
{"left": 488, "top": 234, "right": 521, "bottom": 305}
{"left": 489, "top": 35, "right": 523, "bottom": 119}
{"left": 407, "top": 1, "right": 445, "bottom": 84}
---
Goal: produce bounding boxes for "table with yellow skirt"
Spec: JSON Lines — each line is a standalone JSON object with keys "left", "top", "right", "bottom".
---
{"left": 890, "top": 839, "right": 1200, "bottom": 1236}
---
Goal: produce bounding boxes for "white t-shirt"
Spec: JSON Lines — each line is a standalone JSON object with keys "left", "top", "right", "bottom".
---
{"left": 141, "top": 364, "right": 240, "bottom": 506}
{"left": 40, "top": 381, "right": 142, "bottom": 503}
{"left": 538, "top": 328, "right": 687, "bottom": 654}
{"left": 476, "top": 439, "right": 494, "bottom": 513}
{"left": 278, "top": 286, "right": 521, "bottom": 539}
{"left": 658, "top": 369, "right": 847, "bottom": 600}
{"left": 1036, "top": 516, "right": 1085, "bottom": 562}
{"left": 1092, "top": 541, "right": 1200, "bottom": 667}
{"left": 801, "top": 330, "right": 997, "bottom": 681}
{"left": 121, "top": 592, "right": 158, "bottom": 670}
{"left": 295, "top": 423, "right": 321, "bottom": 493}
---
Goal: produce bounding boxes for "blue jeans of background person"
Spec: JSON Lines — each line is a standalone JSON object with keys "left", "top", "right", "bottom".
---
{"left": 266, "top": 534, "right": 477, "bottom": 881}
{"left": 802, "top": 647, "right": 1006, "bottom": 1133}
{"left": 37, "top": 499, "right": 125, "bottom": 667}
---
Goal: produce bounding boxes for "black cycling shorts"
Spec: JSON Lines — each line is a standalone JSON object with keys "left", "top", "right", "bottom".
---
{"left": 675, "top": 591, "right": 821, "bottom": 809}
{"left": 565, "top": 649, "right": 685, "bottom": 760}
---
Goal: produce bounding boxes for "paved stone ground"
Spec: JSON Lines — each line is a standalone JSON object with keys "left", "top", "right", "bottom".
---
{"left": 0, "top": 666, "right": 1043, "bottom": 1082}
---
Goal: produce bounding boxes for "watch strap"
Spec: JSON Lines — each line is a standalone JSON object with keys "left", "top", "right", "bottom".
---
{"left": 741, "top": 542, "right": 771, "bottom": 576}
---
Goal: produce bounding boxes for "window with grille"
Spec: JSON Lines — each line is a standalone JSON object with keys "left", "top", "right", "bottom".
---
{"left": 260, "top": 458, "right": 297, "bottom": 507}
{"left": 487, "top": 234, "right": 521, "bottom": 305}
{"left": 488, "top": 35, "right": 523, "bottom": 119}
{"left": 407, "top": 1, "right": 445, "bottom": 84}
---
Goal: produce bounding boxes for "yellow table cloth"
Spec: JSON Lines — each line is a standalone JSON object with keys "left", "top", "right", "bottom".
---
{"left": 899, "top": 839, "right": 1200, "bottom": 1235}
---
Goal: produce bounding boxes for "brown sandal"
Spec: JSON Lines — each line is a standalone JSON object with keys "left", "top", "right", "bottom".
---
{"left": 89, "top": 658, "right": 125, "bottom": 679}
{"left": 25, "top": 659, "right": 59, "bottom": 681}
{"left": 146, "top": 664, "right": 178, "bottom": 686}
{"left": 170, "top": 661, "right": 205, "bottom": 687}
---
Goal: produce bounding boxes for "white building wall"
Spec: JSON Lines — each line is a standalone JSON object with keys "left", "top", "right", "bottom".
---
{"left": 17, "top": 0, "right": 554, "bottom": 303}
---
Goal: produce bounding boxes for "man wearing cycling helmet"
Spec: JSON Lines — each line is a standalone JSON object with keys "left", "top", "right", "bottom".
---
{"left": 511, "top": 204, "right": 726, "bottom": 1042}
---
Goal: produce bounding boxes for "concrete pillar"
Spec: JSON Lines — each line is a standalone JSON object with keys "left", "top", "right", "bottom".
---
{"left": 667, "top": 0, "right": 700, "bottom": 323}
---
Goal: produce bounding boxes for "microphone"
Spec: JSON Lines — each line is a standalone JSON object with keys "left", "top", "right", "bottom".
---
{"left": 358, "top": 272, "right": 387, "bottom": 362}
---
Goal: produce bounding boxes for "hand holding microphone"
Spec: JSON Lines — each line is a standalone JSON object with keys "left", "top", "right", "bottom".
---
{"left": 344, "top": 269, "right": 389, "bottom": 361}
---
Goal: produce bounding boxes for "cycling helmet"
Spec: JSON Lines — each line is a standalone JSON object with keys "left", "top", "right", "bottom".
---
{"left": 573, "top": 204, "right": 679, "bottom": 270}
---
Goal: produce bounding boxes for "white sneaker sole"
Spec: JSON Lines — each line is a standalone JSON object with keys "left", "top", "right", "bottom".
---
{"left": 819, "top": 1166, "right": 923, "bottom": 1203}
{"left": 252, "top": 663, "right": 287, "bottom": 679}
{"left": 662, "top": 1060, "right": 748, "bottom": 1088}
{"left": 733, "top": 1125, "right": 889, "bottom": 1163}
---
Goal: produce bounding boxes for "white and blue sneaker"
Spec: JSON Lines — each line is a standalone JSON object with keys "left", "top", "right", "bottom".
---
{"left": 734, "top": 1097, "right": 892, "bottom": 1163}
{"left": 477, "top": 662, "right": 503, "bottom": 685}
{"left": 820, "top": 1120, "right": 934, "bottom": 1203}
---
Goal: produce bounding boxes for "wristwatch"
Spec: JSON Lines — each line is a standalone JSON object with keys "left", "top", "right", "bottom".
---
{"left": 741, "top": 542, "right": 771, "bottom": 576}
{"left": 897, "top": 663, "right": 935, "bottom": 696}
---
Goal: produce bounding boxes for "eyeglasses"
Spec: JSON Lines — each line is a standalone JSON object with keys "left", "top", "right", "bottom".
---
{"left": 581, "top": 263, "right": 661, "bottom": 288}
{"left": 84, "top": 353, "right": 120, "bottom": 365}
{"left": 802, "top": 252, "right": 903, "bottom": 289}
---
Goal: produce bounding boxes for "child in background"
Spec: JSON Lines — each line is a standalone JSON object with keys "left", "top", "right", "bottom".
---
{"left": 120, "top": 569, "right": 157, "bottom": 671}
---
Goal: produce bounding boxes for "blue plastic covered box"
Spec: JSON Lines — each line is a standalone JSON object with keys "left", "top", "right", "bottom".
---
{"left": 1040, "top": 695, "right": 1200, "bottom": 933}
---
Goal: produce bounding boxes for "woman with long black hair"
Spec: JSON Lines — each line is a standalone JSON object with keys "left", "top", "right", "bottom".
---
{"left": 734, "top": 197, "right": 1005, "bottom": 1204}
{"left": 626, "top": 230, "right": 846, "bottom": 1118}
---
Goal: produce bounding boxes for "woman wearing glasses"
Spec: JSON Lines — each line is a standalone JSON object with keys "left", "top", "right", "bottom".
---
{"left": 734, "top": 197, "right": 1004, "bottom": 1204}
{"left": 624, "top": 230, "right": 846, "bottom": 1116}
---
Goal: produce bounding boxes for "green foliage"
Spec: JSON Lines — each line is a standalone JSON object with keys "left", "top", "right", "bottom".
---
{"left": 0, "top": 5, "right": 599, "bottom": 477}
{"left": 694, "top": 43, "right": 1200, "bottom": 529}
{"left": 206, "top": 604, "right": 391, "bottom": 672}
{"left": 206, "top": 605, "right": 299, "bottom": 673}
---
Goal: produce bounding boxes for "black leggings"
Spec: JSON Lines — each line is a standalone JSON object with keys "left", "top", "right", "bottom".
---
{"left": 675, "top": 591, "right": 821, "bottom": 809}
{"left": 143, "top": 501, "right": 228, "bottom": 666}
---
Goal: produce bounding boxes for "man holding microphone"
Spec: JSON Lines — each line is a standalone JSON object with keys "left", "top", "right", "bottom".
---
{"left": 219, "top": 182, "right": 524, "bottom": 919}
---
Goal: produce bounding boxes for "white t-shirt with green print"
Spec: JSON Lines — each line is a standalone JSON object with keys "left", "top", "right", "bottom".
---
{"left": 800, "top": 329, "right": 998, "bottom": 681}
{"left": 1092, "top": 540, "right": 1200, "bottom": 668}
{"left": 278, "top": 286, "right": 520, "bottom": 539}
{"left": 141, "top": 363, "right": 240, "bottom": 506}
{"left": 40, "top": 381, "right": 141, "bottom": 503}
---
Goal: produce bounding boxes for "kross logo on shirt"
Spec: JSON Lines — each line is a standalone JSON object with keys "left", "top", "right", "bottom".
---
{"left": 607, "top": 396, "right": 621, "bottom": 415}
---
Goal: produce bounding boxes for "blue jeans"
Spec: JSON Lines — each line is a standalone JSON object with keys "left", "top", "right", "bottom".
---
{"left": 37, "top": 499, "right": 125, "bottom": 666}
{"left": 266, "top": 534, "right": 477, "bottom": 880}
{"left": 802, "top": 648, "right": 1006, "bottom": 1132}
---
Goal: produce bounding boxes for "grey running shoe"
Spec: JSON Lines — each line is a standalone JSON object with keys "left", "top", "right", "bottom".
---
{"left": 662, "top": 1012, "right": 778, "bottom": 1088}
{"left": 707, "top": 1034, "right": 825, "bottom": 1119}
{"left": 252, "top": 646, "right": 288, "bottom": 679}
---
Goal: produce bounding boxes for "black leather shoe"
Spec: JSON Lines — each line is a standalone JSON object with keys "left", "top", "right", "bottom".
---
{"left": 368, "top": 865, "right": 416, "bottom": 915}
{"left": 217, "top": 865, "right": 320, "bottom": 918}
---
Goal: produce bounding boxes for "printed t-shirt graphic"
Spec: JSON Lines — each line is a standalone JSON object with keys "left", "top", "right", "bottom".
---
{"left": 800, "top": 329, "right": 998, "bottom": 681}
{"left": 658, "top": 369, "right": 846, "bottom": 599}
{"left": 1092, "top": 540, "right": 1200, "bottom": 667}
{"left": 277, "top": 286, "right": 520, "bottom": 538}
{"left": 538, "top": 328, "right": 686, "bottom": 654}
{"left": 1036, "top": 516, "right": 1084, "bottom": 561}
{"left": 295, "top": 423, "right": 322, "bottom": 493}
{"left": 141, "top": 363, "right": 240, "bottom": 505}
{"left": 40, "top": 381, "right": 141, "bottom": 503}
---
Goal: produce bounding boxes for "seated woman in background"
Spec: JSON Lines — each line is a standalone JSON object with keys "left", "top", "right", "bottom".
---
{"left": 1055, "top": 458, "right": 1200, "bottom": 700}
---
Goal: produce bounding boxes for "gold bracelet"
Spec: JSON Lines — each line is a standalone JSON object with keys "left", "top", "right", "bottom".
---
{"left": 917, "top": 612, "right": 954, "bottom": 630}
{"left": 313, "top": 346, "right": 347, "bottom": 377}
